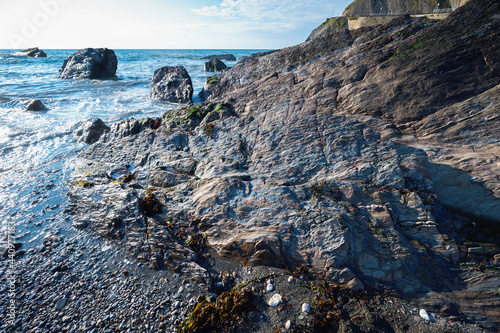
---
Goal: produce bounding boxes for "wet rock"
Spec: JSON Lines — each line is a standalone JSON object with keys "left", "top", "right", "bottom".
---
{"left": 72, "top": 118, "right": 110, "bottom": 144}
{"left": 25, "top": 99, "right": 48, "bottom": 111}
{"left": 302, "top": 303, "right": 311, "bottom": 313}
{"left": 200, "top": 54, "right": 236, "bottom": 61}
{"left": 204, "top": 59, "right": 227, "bottom": 72}
{"left": 59, "top": 48, "right": 117, "bottom": 79}
{"left": 21, "top": 47, "right": 47, "bottom": 58}
{"left": 149, "top": 66, "right": 193, "bottom": 103}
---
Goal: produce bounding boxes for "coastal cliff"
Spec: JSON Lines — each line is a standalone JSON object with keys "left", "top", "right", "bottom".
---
{"left": 59, "top": 0, "right": 499, "bottom": 331}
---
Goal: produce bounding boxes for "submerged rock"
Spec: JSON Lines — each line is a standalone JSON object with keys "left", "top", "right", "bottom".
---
{"left": 204, "top": 59, "right": 227, "bottom": 72}
{"left": 149, "top": 66, "right": 193, "bottom": 103}
{"left": 59, "top": 48, "right": 117, "bottom": 79}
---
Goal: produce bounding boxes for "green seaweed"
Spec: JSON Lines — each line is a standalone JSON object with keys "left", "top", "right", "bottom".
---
{"left": 179, "top": 288, "right": 253, "bottom": 333}
{"left": 206, "top": 75, "right": 219, "bottom": 86}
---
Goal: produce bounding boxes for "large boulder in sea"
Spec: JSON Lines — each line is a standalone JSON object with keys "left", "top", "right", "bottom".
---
{"left": 204, "top": 59, "right": 227, "bottom": 72}
{"left": 201, "top": 54, "right": 236, "bottom": 61}
{"left": 59, "top": 48, "right": 117, "bottom": 79}
{"left": 149, "top": 66, "right": 193, "bottom": 104}
{"left": 21, "top": 47, "right": 47, "bottom": 58}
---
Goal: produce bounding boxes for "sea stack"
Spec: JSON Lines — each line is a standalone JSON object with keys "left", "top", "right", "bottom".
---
{"left": 59, "top": 48, "right": 117, "bottom": 79}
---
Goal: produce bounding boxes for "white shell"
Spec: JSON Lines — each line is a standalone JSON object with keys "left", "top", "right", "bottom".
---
{"left": 302, "top": 303, "right": 311, "bottom": 313}
{"left": 419, "top": 309, "right": 430, "bottom": 321}
{"left": 268, "top": 294, "right": 282, "bottom": 307}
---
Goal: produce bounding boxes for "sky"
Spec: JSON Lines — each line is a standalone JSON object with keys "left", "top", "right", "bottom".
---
{"left": 0, "top": 0, "right": 352, "bottom": 49}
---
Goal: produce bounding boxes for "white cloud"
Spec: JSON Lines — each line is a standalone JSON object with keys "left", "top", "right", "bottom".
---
{"left": 185, "top": 20, "right": 296, "bottom": 33}
{"left": 192, "top": 0, "right": 332, "bottom": 25}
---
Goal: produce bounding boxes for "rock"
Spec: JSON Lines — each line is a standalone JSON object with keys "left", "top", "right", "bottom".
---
{"left": 468, "top": 247, "right": 485, "bottom": 255}
{"left": 342, "top": 0, "right": 453, "bottom": 16}
{"left": 21, "top": 47, "right": 47, "bottom": 58}
{"left": 72, "top": 118, "right": 110, "bottom": 144}
{"left": 56, "top": 298, "right": 68, "bottom": 310}
{"left": 268, "top": 294, "right": 282, "bottom": 307}
{"left": 419, "top": 308, "right": 431, "bottom": 321}
{"left": 307, "top": 17, "right": 348, "bottom": 41}
{"left": 285, "top": 320, "right": 292, "bottom": 330}
{"left": 204, "top": 59, "right": 227, "bottom": 72}
{"left": 302, "top": 303, "right": 311, "bottom": 313}
{"left": 200, "top": 54, "right": 236, "bottom": 61}
{"left": 266, "top": 283, "right": 274, "bottom": 292}
{"left": 59, "top": 48, "right": 117, "bottom": 79}
{"left": 149, "top": 66, "right": 193, "bottom": 103}
{"left": 0, "top": 99, "right": 48, "bottom": 111}
{"left": 25, "top": 99, "right": 48, "bottom": 111}
{"left": 287, "top": 276, "right": 294, "bottom": 283}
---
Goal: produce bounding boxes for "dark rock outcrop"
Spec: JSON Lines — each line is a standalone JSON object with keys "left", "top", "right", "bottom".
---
{"left": 21, "top": 47, "right": 47, "bottom": 58}
{"left": 203, "top": 59, "right": 227, "bottom": 72}
{"left": 72, "top": 118, "right": 110, "bottom": 144}
{"left": 343, "top": 0, "right": 453, "bottom": 16}
{"left": 201, "top": 54, "right": 236, "bottom": 61}
{"left": 66, "top": 0, "right": 499, "bottom": 329}
{"left": 59, "top": 48, "right": 117, "bottom": 79}
{"left": 149, "top": 66, "right": 193, "bottom": 104}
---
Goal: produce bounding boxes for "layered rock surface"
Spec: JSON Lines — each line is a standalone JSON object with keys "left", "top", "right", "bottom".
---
{"left": 66, "top": 0, "right": 499, "bottom": 328}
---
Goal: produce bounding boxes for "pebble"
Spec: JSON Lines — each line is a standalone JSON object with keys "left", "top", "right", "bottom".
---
{"left": 285, "top": 320, "right": 292, "bottom": 329}
{"left": 302, "top": 303, "right": 310, "bottom": 313}
{"left": 266, "top": 283, "right": 274, "bottom": 292}
{"left": 419, "top": 309, "right": 430, "bottom": 321}
{"left": 56, "top": 298, "right": 68, "bottom": 310}
{"left": 268, "top": 294, "right": 282, "bottom": 307}
{"left": 287, "top": 276, "right": 294, "bottom": 283}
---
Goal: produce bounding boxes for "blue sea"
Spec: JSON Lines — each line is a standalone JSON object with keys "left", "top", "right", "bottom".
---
{"left": 0, "top": 49, "right": 264, "bottom": 246}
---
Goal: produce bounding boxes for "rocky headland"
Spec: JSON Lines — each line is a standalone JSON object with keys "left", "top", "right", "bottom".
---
{"left": 2, "top": 0, "right": 499, "bottom": 332}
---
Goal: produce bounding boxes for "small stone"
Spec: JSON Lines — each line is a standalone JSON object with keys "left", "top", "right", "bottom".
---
{"left": 56, "top": 298, "right": 68, "bottom": 310}
{"left": 302, "top": 303, "right": 310, "bottom": 313}
{"left": 266, "top": 283, "right": 274, "bottom": 292}
{"left": 285, "top": 320, "right": 292, "bottom": 329}
{"left": 419, "top": 309, "right": 430, "bottom": 321}
{"left": 288, "top": 276, "right": 294, "bottom": 283}
{"left": 268, "top": 294, "right": 282, "bottom": 307}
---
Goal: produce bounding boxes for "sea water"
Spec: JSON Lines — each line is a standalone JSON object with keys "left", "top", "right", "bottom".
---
{"left": 0, "top": 49, "right": 264, "bottom": 246}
